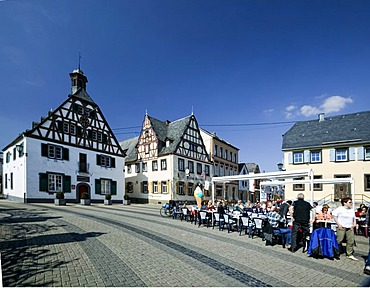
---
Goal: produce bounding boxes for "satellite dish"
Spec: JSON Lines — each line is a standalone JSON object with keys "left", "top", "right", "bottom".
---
{"left": 185, "top": 168, "right": 190, "bottom": 176}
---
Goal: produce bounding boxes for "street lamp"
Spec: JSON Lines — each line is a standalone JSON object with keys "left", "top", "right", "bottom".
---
{"left": 277, "top": 162, "right": 285, "bottom": 171}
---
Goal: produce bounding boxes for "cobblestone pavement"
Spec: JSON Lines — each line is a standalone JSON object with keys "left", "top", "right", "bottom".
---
{"left": 0, "top": 200, "right": 370, "bottom": 287}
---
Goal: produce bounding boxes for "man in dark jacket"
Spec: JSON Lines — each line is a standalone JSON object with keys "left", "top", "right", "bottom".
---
{"left": 279, "top": 200, "right": 292, "bottom": 219}
{"left": 289, "top": 193, "right": 313, "bottom": 253}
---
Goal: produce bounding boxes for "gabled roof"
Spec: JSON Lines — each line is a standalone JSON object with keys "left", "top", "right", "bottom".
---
{"left": 282, "top": 111, "right": 370, "bottom": 150}
{"left": 238, "top": 162, "right": 260, "bottom": 174}
{"left": 120, "top": 136, "right": 139, "bottom": 162}
{"left": 120, "top": 114, "right": 198, "bottom": 161}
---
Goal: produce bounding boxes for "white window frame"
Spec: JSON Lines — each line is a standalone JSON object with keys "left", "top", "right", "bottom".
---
{"left": 48, "top": 145, "right": 62, "bottom": 160}
{"left": 336, "top": 148, "right": 348, "bottom": 162}
{"left": 142, "top": 162, "right": 147, "bottom": 172}
{"left": 310, "top": 150, "right": 321, "bottom": 163}
{"left": 153, "top": 181, "right": 158, "bottom": 194}
{"left": 365, "top": 147, "right": 370, "bottom": 160}
{"left": 161, "top": 159, "right": 167, "bottom": 170}
{"left": 293, "top": 151, "right": 304, "bottom": 164}
{"left": 101, "top": 179, "right": 111, "bottom": 195}
{"left": 152, "top": 161, "right": 158, "bottom": 171}
{"left": 178, "top": 158, "right": 185, "bottom": 171}
{"left": 101, "top": 155, "right": 111, "bottom": 167}
{"left": 48, "top": 174, "right": 62, "bottom": 192}
{"left": 161, "top": 182, "right": 168, "bottom": 194}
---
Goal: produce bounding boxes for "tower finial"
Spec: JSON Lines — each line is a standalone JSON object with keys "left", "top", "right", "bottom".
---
{"left": 145, "top": 109, "right": 148, "bottom": 115}
{"left": 191, "top": 106, "right": 194, "bottom": 115}
{"left": 78, "top": 51, "right": 81, "bottom": 70}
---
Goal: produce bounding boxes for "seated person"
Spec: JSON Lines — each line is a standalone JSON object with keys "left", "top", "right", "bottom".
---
{"left": 316, "top": 205, "right": 332, "bottom": 221}
{"left": 266, "top": 207, "right": 291, "bottom": 248}
{"left": 234, "top": 200, "right": 245, "bottom": 211}
{"left": 356, "top": 206, "right": 367, "bottom": 218}
{"left": 206, "top": 200, "right": 215, "bottom": 211}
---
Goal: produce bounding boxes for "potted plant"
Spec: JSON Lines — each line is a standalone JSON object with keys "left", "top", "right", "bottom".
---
{"left": 80, "top": 192, "right": 90, "bottom": 205}
{"left": 54, "top": 192, "right": 66, "bottom": 206}
{"left": 123, "top": 194, "right": 131, "bottom": 205}
{"left": 104, "top": 193, "right": 112, "bottom": 205}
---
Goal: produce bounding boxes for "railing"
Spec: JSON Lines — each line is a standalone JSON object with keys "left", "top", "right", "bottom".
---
{"left": 354, "top": 194, "right": 370, "bottom": 207}
{"left": 318, "top": 193, "right": 370, "bottom": 207}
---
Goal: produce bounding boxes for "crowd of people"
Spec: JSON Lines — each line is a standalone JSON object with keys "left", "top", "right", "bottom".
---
{"left": 170, "top": 194, "right": 370, "bottom": 275}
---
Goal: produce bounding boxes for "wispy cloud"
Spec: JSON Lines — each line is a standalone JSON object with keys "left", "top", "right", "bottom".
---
{"left": 284, "top": 95, "right": 353, "bottom": 118}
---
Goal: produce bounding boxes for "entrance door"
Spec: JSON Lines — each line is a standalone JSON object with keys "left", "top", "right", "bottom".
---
{"left": 334, "top": 174, "right": 351, "bottom": 201}
{"left": 78, "top": 184, "right": 89, "bottom": 200}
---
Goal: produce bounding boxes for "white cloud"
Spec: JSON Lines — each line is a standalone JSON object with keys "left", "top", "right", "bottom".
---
{"left": 300, "top": 105, "right": 321, "bottom": 117}
{"left": 263, "top": 108, "right": 274, "bottom": 114}
{"left": 320, "top": 95, "right": 353, "bottom": 113}
{"left": 284, "top": 95, "right": 353, "bottom": 119}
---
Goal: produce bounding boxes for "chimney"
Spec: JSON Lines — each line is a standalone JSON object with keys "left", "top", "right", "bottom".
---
{"left": 165, "top": 120, "right": 171, "bottom": 126}
{"left": 318, "top": 113, "right": 325, "bottom": 122}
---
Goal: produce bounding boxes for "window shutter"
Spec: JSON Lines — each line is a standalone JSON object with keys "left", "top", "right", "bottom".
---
{"left": 57, "top": 121, "right": 63, "bottom": 132}
{"left": 349, "top": 147, "right": 355, "bottom": 161}
{"left": 304, "top": 150, "right": 310, "bottom": 163}
{"left": 111, "top": 181, "right": 117, "bottom": 195}
{"left": 63, "top": 175, "right": 71, "bottom": 192}
{"left": 141, "top": 182, "right": 144, "bottom": 193}
{"left": 158, "top": 181, "right": 162, "bottom": 194}
{"left": 63, "top": 148, "right": 69, "bottom": 161}
{"left": 111, "top": 157, "right": 116, "bottom": 168}
{"left": 176, "top": 181, "right": 179, "bottom": 194}
{"left": 358, "top": 147, "right": 364, "bottom": 161}
{"left": 96, "top": 154, "right": 101, "bottom": 165}
{"left": 73, "top": 103, "right": 79, "bottom": 112}
{"left": 41, "top": 143, "right": 48, "bottom": 157}
{"left": 95, "top": 179, "right": 101, "bottom": 194}
{"left": 39, "top": 173, "right": 48, "bottom": 191}
{"left": 87, "top": 130, "right": 92, "bottom": 139}
{"left": 329, "top": 149, "right": 335, "bottom": 162}
{"left": 103, "top": 134, "right": 108, "bottom": 143}
{"left": 77, "top": 126, "right": 82, "bottom": 137}
{"left": 288, "top": 152, "right": 293, "bottom": 164}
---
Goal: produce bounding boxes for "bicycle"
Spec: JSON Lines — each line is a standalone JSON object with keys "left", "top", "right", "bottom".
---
{"left": 160, "top": 203, "right": 173, "bottom": 217}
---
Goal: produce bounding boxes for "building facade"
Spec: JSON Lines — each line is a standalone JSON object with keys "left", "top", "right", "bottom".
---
{"left": 282, "top": 111, "right": 370, "bottom": 203}
{"left": 200, "top": 129, "right": 239, "bottom": 201}
{"left": 121, "top": 113, "right": 212, "bottom": 204}
{"left": 2, "top": 69, "right": 126, "bottom": 203}
{"left": 238, "top": 163, "right": 261, "bottom": 202}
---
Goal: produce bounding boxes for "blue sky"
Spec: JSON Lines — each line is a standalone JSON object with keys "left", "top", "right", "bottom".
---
{"left": 1, "top": 0, "right": 370, "bottom": 172}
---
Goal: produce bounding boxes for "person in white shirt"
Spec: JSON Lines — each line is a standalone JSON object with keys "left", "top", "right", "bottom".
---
{"left": 332, "top": 197, "right": 357, "bottom": 261}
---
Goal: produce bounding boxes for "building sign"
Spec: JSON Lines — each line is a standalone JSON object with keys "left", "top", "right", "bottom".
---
{"left": 77, "top": 176, "right": 90, "bottom": 182}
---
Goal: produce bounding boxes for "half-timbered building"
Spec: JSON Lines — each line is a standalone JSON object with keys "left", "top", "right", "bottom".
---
{"left": 2, "top": 68, "right": 126, "bottom": 203}
{"left": 121, "top": 113, "right": 212, "bottom": 204}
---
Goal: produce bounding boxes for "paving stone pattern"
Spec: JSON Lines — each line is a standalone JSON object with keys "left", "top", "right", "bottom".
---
{"left": 0, "top": 201, "right": 370, "bottom": 287}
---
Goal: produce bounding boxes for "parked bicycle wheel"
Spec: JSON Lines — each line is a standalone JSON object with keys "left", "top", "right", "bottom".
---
{"left": 160, "top": 207, "right": 172, "bottom": 217}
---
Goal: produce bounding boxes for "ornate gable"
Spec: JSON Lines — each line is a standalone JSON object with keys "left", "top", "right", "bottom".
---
{"left": 26, "top": 69, "right": 125, "bottom": 157}
{"left": 136, "top": 114, "right": 158, "bottom": 160}
{"left": 176, "top": 115, "right": 209, "bottom": 161}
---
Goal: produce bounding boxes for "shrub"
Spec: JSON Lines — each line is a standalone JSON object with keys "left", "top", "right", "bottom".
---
{"left": 56, "top": 192, "right": 65, "bottom": 199}
{"left": 124, "top": 194, "right": 130, "bottom": 200}
{"left": 81, "top": 192, "right": 89, "bottom": 199}
{"left": 105, "top": 194, "right": 112, "bottom": 200}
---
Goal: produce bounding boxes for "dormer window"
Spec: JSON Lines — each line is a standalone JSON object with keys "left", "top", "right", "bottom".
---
{"left": 166, "top": 140, "right": 170, "bottom": 147}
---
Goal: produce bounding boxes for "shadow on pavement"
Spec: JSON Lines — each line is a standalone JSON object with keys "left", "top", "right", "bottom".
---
{"left": 0, "top": 207, "right": 105, "bottom": 286}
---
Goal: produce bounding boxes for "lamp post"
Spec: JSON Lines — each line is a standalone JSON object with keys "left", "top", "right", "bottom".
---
{"left": 277, "top": 162, "right": 285, "bottom": 171}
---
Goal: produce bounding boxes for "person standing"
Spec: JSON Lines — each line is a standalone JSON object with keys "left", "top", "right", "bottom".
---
{"left": 332, "top": 197, "right": 358, "bottom": 261}
{"left": 364, "top": 207, "right": 370, "bottom": 274}
{"left": 289, "top": 193, "right": 314, "bottom": 253}
{"left": 279, "top": 200, "right": 292, "bottom": 219}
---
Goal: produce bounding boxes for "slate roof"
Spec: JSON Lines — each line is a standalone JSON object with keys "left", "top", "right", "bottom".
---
{"left": 71, "top": 88, "right": 96, "bottom": 104}
{"left": 238, "top": 163, "right": 260, "bottom": 174}
{"left": 120, "top": 114, "right": 194, "bottom": 162}
{"left": 282, "top": 111, "right": 370, "bottom": 150}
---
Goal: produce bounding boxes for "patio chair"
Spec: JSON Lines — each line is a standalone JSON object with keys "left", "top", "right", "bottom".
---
{"left": 213, "top": 213, "right": 225, "bottom": 230}
{"left": 251, "top": 217, "right": 264, "bottom": 239}
{"left": 223, "top": 214, "right": 237, "bottom": 233}
{"left": 239, "top": 216, "right": 254, "bottom": 237}
{"left": 198, "top": 211, "right": 210, "bottom": 228}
